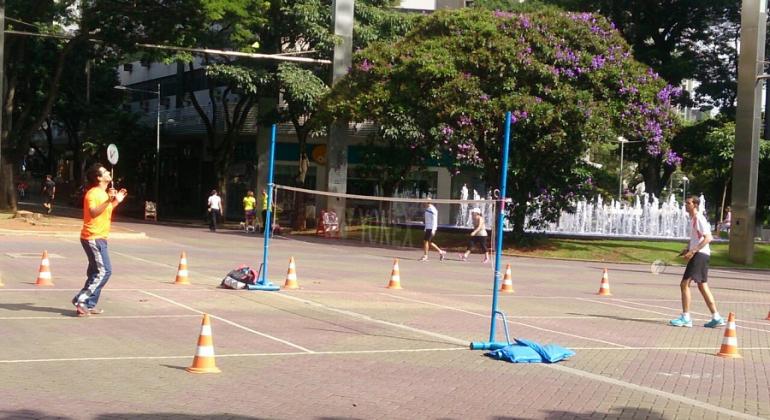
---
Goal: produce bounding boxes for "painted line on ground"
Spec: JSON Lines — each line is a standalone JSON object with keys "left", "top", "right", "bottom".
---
{"left": 4, "top": 345, "right": 768, "bottom": 365}
{"left": 270, "top": 292, "right": 469, "bottom": 346}
{"left": 547, "top": 363, "right": 764, "bottom": 420}
{"left": 0, "top": 314, "right": 201, "bottom": 320}
{"left": 0, "top": 347, "right": 467, "bottom": 364}
{"left": 385, "top": 294, "right": 631, "bottom": 348}
{"left": 613, "top": 298, "right": 770, "bottom": 331}
{"left": 113, "top": 251, "right": 179, "bottom": 269}
{"left": 570, "top": 346, "right": 770, "bottom": 350}
{"left": 139, "top": 290, "right": 314, "bottom": 353}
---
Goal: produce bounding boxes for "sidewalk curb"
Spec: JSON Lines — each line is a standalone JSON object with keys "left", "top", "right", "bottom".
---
{"left": 0, "top": 229, "right": 147, "bottom": 239}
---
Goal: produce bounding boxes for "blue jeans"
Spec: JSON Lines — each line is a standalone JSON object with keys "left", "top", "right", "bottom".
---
{"left": 74, "top": 239, "right": 112, "bottom": 308}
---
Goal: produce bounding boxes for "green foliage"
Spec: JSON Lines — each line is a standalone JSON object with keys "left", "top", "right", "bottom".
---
{"left": 277, "top": 64, "right": 329, "bottom": 119}
{"left": 206, "top": 65, "right": 272, "bottom": 96}
{"left": 535, "top": 0, "right": 740, "bottom": 115}
{"left": 321, "top": 8, "right": 680, "bottom": 234}
{"left": 675, "top": 118, "right": 770, "bottom": 224}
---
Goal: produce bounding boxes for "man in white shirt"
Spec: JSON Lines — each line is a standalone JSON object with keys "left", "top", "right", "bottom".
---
{"left": 207, "top": 189, "right": 223, "bottom": 232}
{"left": 670, "top": 196, "right": 724, "bottom": 328}
{"left": 420, "top": 198, "right": 446, "bottom": 262}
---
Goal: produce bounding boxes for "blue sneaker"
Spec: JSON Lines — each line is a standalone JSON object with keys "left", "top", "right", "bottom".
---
{"left": 669, "top": 315, "right": 692, "bottom": 327}
{"left": 704, "top": 317, "right": 726, "bottom": 328}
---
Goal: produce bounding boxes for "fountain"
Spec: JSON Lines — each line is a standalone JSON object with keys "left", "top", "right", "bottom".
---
{"left": 529, "top": 193, "right": 709, "bottom": 239}
{"left": 452, "top": 189, "right": 709, "bottom": 239}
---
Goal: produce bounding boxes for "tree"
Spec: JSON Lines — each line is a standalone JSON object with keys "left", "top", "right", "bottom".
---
{"left": 0, "top": 0, "right": 216, "bottom": 211}
{"left": 260, "top": 0, "right": 416, "bottom": 228}
{"left": 321, "top": 8, "right": 681, "bottom": 236}
{"left": 675, "top": 119, "right": 770, "bottom": 224}
{"left": 528, "top": 0, "right": 740, "bottom": 115}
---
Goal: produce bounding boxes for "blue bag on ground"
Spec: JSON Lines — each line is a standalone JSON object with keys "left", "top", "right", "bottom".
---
{"left": 485, "top": 338, "right": 575, "bottom": 364}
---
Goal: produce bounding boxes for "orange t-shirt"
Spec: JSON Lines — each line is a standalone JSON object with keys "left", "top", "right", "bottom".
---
{"left": 80, "top": 187, "right": 113, "bottom": 240}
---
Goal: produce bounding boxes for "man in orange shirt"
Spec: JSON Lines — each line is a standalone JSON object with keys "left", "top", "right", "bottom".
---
{"left": 71, "top": 163, "right": 127, "bottom": 317}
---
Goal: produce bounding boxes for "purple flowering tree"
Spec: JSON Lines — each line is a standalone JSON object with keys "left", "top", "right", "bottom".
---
{"left": 321, "top": 8, "right": 680, "bottom": 236}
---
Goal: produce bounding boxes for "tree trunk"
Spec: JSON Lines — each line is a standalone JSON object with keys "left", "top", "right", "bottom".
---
{"left": 0, "top": 157, "right": 16, "bottom": 212}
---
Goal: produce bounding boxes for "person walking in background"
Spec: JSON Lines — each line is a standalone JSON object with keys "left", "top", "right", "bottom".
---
{"left": 243, "top": 190, "right": 257, "bottom": 232}
{"left": 260, "top": 188, "right": 269, "bottom": 233}
{"left": 460, "top": 208, "right": 491, "bottom": 263}
{"left": 41, "top": 174, "right": 56, "bottom": 214}
{"left": 72, "top": 163, "right": 127, "bottom": 317}
{"left": 420, "top": 198, "right": 446, "bottom": 262}
{"left": 207, "top": 189, "right": 223, "bottom": 232}
{"left": 670, "top": 196, "right": 724, "bottom": 328}
{"left": 17, "top": 181, "right": 28, "bottom": 199}
{"left": 718, "top": 206, "right": 731, "bottom": 235}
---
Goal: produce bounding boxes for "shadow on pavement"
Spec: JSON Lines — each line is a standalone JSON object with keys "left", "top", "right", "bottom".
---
{"left": 534, "top": 407, "right": 667, "bottom": 419}
{"left": 0, "top": 302, "right": 71, "bottom": 316}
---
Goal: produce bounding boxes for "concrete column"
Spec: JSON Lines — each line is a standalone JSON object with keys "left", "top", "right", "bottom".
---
{"left": 325, "top": 0, "right": 355, "bottom": 226}
{"left": 436, "top": 167, "right": 452, "bottom": 225}
{"left": 729, "top": 0, "right": 766, "bottom": 264}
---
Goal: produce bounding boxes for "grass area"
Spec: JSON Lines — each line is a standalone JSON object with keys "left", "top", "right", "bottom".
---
{"left": 298, "top": 224, "right": 770, "bottom": 270}
{"left": 508, "top": 238, "right": 770, "bottom": 270}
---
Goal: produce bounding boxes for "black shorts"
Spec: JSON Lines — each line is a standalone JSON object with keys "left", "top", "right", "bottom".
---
{"left": 423, "top": 230, "right": 435, "bottom": 241}
{"left": 45, "top": 195, "right": 54, "bottom": 204}
{"left": 683, "top": 252, "right": 709, "bottom": 283}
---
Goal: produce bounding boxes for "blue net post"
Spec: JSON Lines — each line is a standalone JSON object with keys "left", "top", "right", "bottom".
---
{"left": 252, "top": 124, "right": 279, "bottom": 291}
{"left": 471, "top": 111, "right": 512, "bottom": 349}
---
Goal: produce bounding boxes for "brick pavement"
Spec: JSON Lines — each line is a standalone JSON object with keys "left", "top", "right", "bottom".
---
{"left": 1, "top": 220, "right": 769, "bottom": 419}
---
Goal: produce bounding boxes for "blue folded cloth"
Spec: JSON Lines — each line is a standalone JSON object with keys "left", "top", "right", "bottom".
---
{"left": 485, "top": 338, "right": 575, "bottom": 363}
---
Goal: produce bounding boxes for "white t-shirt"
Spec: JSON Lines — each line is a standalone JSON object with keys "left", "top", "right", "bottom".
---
{"left": 424, "top": 205, "right": 438, "bottom": 232}
{"left": 689, "top": 212, "right": 711, "bottom": 256}
{"left": 208, "top": 195, "right": 222, "bottom": 211}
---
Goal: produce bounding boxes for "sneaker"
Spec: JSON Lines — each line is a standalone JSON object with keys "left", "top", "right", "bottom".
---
{"left": 419, "top": 256, "right": 428, "bottom": 262}
{"left": 669, "top": 315, "right": 692, "bottom": 328}
{"left": 88, "top": 308, "right": 104, "bottom": 315}
{"left": 458, "top": 253, "right": 467, "bottom": 262}
{"left": 482, "top": 256, "right": 490, "bottom": 264}
{"left": 74, "top": 302, "right": 89, "bottom": 317}
{"left": 439, "top": 251, "right": 446, "bottom": 262}
{"left": 704, "top": 317, "right": 726, "bottom": 328}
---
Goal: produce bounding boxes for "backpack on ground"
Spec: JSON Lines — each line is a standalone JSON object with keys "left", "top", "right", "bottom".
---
{"left": 220, "top": 265, "right": 257, "bottom": 289}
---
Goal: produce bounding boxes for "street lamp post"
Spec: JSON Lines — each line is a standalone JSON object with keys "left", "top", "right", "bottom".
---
{"left": 617, "top": 136, "right": 627, "bottom": 200}
{"left": 682, "top": 176, "right": 689, "bottom": 204}
{"left": 114, "top": 84, "right": 161, "bottom": 216}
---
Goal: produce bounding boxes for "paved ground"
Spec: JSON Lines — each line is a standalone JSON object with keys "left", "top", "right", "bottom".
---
{"left": 1, "top": 213, "right": 769, "bottom": 420}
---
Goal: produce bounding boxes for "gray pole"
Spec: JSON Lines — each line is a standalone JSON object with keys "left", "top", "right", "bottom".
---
{"left": 155, "top": 83, "right": 160, "bottom": 217}
{"left": 325, "top": 0, "right": 354, "bottom": 225}
{"left": 729, "top": 0, "right": 766, "bottom": 264}
{"left": 0, "top": 1, "right": 5, "bottom": 187}
{"left": 618, "top": 140, "right": 624, "bottom": 200}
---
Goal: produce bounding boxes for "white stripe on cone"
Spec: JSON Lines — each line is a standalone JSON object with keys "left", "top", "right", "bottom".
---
{"left": 195, "top": 346, "right": 215, "bottom": 357}
{"left": 38, "top": 272, "right": 51, "bottom": 279}
{"left": 177, "top": 270, "right": 189, "bottom": 276}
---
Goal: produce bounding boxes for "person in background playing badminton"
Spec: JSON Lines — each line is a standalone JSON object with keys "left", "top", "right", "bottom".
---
{"left": 420, "top": 198, "right": 446, "bottom": 262}
{"left": 669, "top": 196, "right": 724, "bottom": 328}
{"left": 460, "top": 207, "right": 491, "bottom": 263}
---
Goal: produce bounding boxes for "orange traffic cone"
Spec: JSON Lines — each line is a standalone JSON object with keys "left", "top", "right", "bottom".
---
{"left": 597, "top": 268, "right": 611, "bottom": 296}
{"left": 186, "top": 314, "right": 221, "bottom": 373}
{"left": 386, "top": 259, "right": 402, "bottom": 289}
{"left": 174, "top": 252, "right": 190, "bottom": 285}
{"left": 0, "top": 272, "right": 4, "bottom": 287}
{"left": 283, "top": 257, "right": 299, "bottom": 289}
{"left": 765, "top": 310, "right": 770, "bottom": 321}
{"left": 716, "top": 312, "right": 741, "bottom": 359}
{"left": 35, "top": 250, "right": 54, "bottom": 286}
{"left": 500, "top": 264, "right": 514, "bottom": 293}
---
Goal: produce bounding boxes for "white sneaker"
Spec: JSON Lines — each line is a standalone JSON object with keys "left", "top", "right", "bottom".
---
{"left": 419, "top": 256, "right": 428, "bottom": 262}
